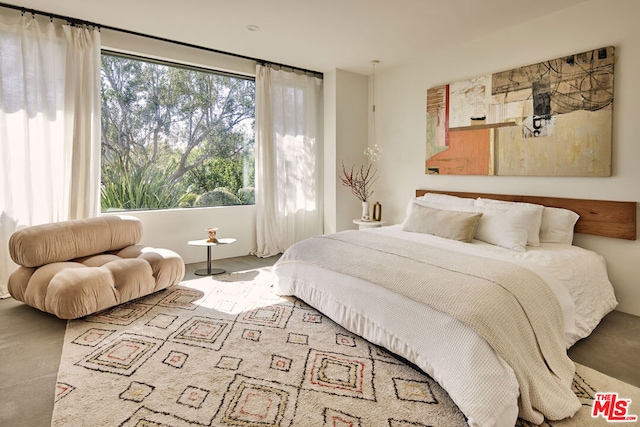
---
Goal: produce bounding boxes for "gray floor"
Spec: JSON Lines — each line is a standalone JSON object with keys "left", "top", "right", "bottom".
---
{"left": 1, "top": 254, "right": 639, "bottom": 427}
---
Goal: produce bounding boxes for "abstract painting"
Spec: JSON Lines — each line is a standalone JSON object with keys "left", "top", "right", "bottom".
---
{"left": 425, "top": 46, "right": 614, "bottom": 176}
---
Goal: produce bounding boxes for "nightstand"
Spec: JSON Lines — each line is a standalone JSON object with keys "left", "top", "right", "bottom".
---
{"left": 353, "top": 219, "right": 386, "bottom": 230}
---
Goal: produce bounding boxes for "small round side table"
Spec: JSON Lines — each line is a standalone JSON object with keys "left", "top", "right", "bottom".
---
{"left": 187, "top": 237, "right": 237, "bottom": 276}
{"left": 353, "top": 219, "right": 387, "bottom": 230}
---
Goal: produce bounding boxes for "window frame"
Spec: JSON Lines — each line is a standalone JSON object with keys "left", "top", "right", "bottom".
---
{"left": 99, "top": 49, "right": 257, "bottom": 212}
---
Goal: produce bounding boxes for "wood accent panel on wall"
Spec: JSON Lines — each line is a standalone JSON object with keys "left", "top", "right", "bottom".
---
{"left": 416, "top": 189, "right": 636, "bottom": 240}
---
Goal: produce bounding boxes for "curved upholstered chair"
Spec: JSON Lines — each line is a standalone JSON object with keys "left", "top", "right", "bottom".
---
{"left": 8, "top": 215, "right": 185, "bottom": 319}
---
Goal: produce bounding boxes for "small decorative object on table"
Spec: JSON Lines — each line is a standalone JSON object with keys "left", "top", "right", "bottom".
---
{"left": 206, "top": 227, "right": 218, "bottom": 243}
{"left": 373, "top": 201, "right": 382, "bottom": 221}
{"left": 361, "top": 201, "right": 371, "bottom": 221}
{"left": 339, "top": 144, "right": 381, "bottom": 221}
{"left": 339, "top": 162, "right": 378, "bottom": 221}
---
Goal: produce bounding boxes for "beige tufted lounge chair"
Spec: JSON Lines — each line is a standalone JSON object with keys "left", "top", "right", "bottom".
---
{"left": 8, "top": 215, "right": 185, "bottom": 319}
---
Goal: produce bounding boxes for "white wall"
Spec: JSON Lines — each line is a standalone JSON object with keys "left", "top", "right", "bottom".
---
{"left": 101, "top": 28, "right": 256, "bottom": 77}
{"left": 324, "top": 69, "right": 369, "bottom": 233}
{"left": 368, "top": 0, "right": 640, "bottom": 315}
{"left": 102, "top": 206, "right": 257, "bottom": 264}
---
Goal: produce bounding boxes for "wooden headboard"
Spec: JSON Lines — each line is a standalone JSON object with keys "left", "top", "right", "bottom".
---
{"left": 416, "top": 189, "right": 637, "bottom": 240}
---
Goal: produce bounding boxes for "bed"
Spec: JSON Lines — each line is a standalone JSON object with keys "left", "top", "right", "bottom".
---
{"left": 272, "top": 190, "right": 636, "bottom": 427}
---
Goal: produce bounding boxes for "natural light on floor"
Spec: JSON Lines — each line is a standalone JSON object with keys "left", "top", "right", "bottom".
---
{"left": 180, "top": 267, "right": 282, "bottom": 314}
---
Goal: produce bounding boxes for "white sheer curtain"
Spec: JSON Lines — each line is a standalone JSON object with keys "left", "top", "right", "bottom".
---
{"left": 253, "top": 64, "right": 324, "bottom": 257}
{"left": 0, "top": 14, "right": 101, "bottom": 297}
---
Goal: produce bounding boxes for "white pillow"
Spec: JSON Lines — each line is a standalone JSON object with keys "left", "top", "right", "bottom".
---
{"left": 405, "top": 198, "right": 471, "bottom": 219}
{"left": 540, "top": 207, "right": 580, "bottom": 245}
{"left": 404, "top": 199, "right": 534, "bottom": 251}
{"left": 417, "top": 192, "right": 475, "bottom": 206}
{"left": 405, "top": 197, "right": 426, "bottom": 217}
{"left": 469, "top": 205, "right": 533, "bottom": 252}
{"left": 404, "top": 197, "right": 474, "bottom": 219}
{"left": 474, "top": 198, "right": 544, "bottom": 246}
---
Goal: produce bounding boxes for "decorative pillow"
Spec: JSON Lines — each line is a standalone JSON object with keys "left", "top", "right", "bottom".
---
{"left": 472, "top": 206, "right": 533, "bottom": 252}
{"left": 402, "top": 203, "right": 482, "bottom": 243}
{"left": 417, "top": 192, "right": 475, "bottom": 206}
{"left": 474, "top": 198, "right": 544, "bottom": 246}
{"left": 403, "top": 199, "right": 534, "bottom": 251}
{"left": 540, "top": 207, "right": 580, "bottom": 245}
{"left": 404, "top": 197, "right": 473, "bottom": 218}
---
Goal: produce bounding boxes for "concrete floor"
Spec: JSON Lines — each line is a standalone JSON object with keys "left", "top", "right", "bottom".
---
{"left": 1, "top": 254, "right": 638, "bottom": 427}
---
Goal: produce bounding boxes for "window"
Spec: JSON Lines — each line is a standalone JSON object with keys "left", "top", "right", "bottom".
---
{"left": 100, "top": 52, "right": 255, "bottom": 211}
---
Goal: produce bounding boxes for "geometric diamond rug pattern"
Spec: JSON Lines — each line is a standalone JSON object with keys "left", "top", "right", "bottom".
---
{"left": 51, "top": 268, "right": 640, "bottom": 427}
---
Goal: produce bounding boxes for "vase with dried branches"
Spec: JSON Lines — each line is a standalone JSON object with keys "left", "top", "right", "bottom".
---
{"left": 339, "top": 162, "right": 378, "bottom": 221}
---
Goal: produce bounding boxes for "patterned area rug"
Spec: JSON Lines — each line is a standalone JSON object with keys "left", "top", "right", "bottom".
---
{"left": 52, "top": 268, "right": 639, "bottom": 426}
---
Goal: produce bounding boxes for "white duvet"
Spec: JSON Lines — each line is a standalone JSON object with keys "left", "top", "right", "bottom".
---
{"left": 273, "top": 225, "right": 617, "bottom": 427}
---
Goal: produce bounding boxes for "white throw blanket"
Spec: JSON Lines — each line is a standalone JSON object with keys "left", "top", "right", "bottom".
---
{"left": 276, "top": 230, "right": 581, "bottom": 424}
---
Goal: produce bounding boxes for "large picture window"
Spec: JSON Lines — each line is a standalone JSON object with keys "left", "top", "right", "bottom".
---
{"left": 100, "top": 52, "right": 255, "bottom": 211}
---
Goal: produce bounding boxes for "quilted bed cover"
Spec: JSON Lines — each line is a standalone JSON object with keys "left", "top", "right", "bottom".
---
{"left": 272, "top": 225, "right": 617, "bottom": 427}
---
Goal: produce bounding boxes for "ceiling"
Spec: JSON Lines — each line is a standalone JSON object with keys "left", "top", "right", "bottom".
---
{"left": 2, "top": 0, "right": 588, "bottom": 75}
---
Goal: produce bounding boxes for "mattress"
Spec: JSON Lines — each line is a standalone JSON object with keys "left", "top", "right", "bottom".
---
{"left": 273, "top": 225, "right": 617, "bottom": 427}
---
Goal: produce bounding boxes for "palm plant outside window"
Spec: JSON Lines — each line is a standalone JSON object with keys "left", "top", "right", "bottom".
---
{"left": 100, "top": 53, "right": 255, "bottom": 211}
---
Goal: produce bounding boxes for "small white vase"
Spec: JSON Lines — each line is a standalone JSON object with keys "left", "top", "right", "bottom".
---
{"left": 361, "top": 201, "right": 371, "bottom": 221}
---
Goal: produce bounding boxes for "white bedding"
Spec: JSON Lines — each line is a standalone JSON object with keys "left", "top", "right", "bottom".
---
{"left": 273, "top": 225, "right": 617, "bottom": 427}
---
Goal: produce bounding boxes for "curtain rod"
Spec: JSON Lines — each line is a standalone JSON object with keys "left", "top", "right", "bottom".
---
{"left": 0, "top": 1, "right": 323, "bottom": 78}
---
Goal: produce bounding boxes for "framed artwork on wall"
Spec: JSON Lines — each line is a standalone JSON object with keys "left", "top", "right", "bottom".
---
{"left": 425, "top": 46, "right": 614, "bottom": 176}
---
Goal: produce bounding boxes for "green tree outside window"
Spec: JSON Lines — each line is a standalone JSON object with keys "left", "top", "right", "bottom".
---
{"left": 100, "top": 53, "right": 255, "bottom": 211}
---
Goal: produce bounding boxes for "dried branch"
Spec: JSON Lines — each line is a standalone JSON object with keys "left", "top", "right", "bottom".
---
{"left": 339, "top": 162, "right": 378, "bottom": 202}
